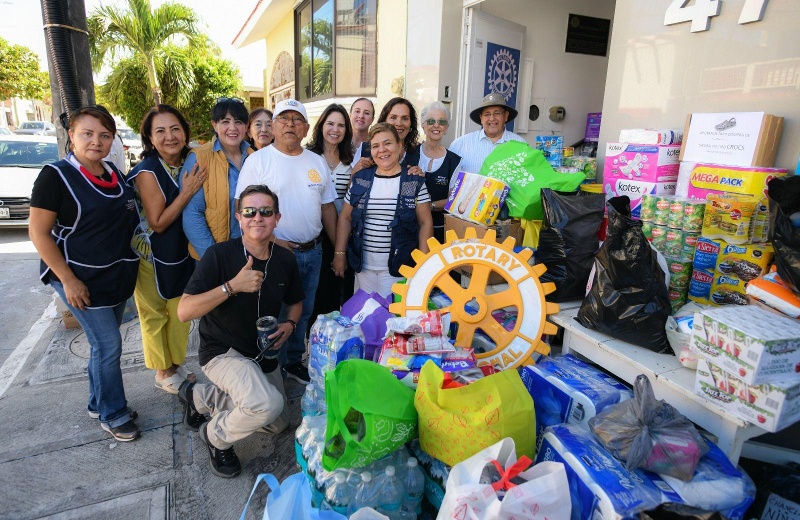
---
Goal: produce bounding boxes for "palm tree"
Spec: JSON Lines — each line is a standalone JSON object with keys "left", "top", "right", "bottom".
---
{"left": 88, "top": 0, "right": 202, "bottom": 105}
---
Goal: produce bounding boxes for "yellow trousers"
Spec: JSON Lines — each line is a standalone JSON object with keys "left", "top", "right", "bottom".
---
{"left": 134, "top": 259, "right": 189, "bottom": 370}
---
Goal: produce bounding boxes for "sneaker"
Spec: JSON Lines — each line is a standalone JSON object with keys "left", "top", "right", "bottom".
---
{"left": 178, "top": 380, "right": 207, "bottom": 432}
{"left": 283, "top": 362, "right": 310, "bottom": 385}
{"left": 88, "top": 409, "right": 138, "bottom": 421}
{"left": 199, "top": 422, "right": 241, "bottom": 478}
{"left": 101, "top": 420, "right": 140, "bottom": 442}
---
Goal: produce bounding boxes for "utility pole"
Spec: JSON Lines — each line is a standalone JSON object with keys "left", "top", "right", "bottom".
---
{"left": 40, "top": 0, "right": 94, "bottom": 157}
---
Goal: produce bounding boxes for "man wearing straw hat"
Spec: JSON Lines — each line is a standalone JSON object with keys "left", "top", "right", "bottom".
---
{"left": 449, "top": 93, "right": 525, "bottom": 174}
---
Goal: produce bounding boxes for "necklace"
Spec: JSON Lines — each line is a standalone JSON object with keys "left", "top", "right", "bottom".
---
{"left": 325, "top": 154, "right": 339, "bottom": 170}
{"left": 243, "top": 240, "right": 275, "bottom": 320}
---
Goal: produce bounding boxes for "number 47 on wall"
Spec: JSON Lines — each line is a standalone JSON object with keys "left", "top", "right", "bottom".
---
{"left": 665, "top": 0, "right": 770, "bottom": 32}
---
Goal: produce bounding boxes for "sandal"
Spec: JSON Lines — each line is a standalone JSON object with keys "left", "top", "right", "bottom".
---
{"left": 175, "top": 365, "right": 196, "bottom": 382}
{"left": 154, "top": 372, "right": 184, "bottom": 395}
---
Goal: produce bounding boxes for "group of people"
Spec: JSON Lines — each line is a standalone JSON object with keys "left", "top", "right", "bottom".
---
{"left": 29, "top": 91, "right": 522, "bottom": 479}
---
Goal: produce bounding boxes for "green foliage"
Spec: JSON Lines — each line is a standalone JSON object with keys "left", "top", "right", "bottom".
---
{"left": 97, "top": 45, "right": 241, "bottom": 141}
{"left": 89, "top": 0, "right": 202, "bottom": 104}
{"left": 0, "top": 37, "right": 49, "bottom": 100}
{"left": 91, "top": 0, "right": 242, "bottom": 141}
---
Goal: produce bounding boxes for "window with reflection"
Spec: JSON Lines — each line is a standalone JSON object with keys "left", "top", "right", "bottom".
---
{"left": 295, "top": 0, "right": 377, "bottom": 101}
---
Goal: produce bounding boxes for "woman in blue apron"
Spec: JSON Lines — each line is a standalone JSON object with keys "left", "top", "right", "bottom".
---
{"left": 29, "top": 106, "right": 141, "bottom": 442}
{"left": 128, "top": 105, "right": 206, "bottom": 394}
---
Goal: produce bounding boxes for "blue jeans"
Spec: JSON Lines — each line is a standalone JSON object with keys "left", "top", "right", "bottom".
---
{"left": 51, "top": 281, "right": 134, "bottom": 428}
{"left": 280, "top": 243, "right": 322, "bottom": 366}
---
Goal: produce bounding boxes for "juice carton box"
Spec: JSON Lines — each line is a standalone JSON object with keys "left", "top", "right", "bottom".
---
{"left": 695, "top": 358, "right": 800, "bottom": 433}
{"left": 690, "top": 306, "right": 800, "bottom": 384}
{"left": 445, "top": 171, "right": 509, "bottom": 226}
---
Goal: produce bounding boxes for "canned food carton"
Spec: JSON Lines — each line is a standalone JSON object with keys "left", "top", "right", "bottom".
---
{"left": 650, "top": 224, "right": 667, "bottom": 252}
{"left": 641, "top": 220, "right": 653, "bottom": 240}
{"left": 682, "top": 200, "right": 706, "bottom": 233}
{"left": 682, "top": 232, "right": 701, "bottom": 262}
{"left": 653, "top": 197, "right": 671, "bottom": 226}
{"left": 640, "top": 194, "right": 657, "bottom": 221}
{"left": 665, "top": 228, "right": 684, "bottom": 257}
{"left": 667, "top": 199, "right": 685, "bottom": 228}
{"left": 667, "top": 258, "right": 692, "bottom": 288}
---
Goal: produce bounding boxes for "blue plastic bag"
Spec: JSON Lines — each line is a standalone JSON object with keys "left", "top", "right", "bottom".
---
{"left": 240, "top": 473, "right": 347, "bottom": 520}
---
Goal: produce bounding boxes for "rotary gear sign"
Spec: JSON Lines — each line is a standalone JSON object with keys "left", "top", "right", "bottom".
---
{"left": 487, "top": 48, "right": 517, "bottom": 101}
{"left": 389, "top": 228, "right": 560, "bottom": 370}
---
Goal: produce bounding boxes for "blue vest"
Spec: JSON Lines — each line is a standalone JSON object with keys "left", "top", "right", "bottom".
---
{"left": 41, "top": 158, "right": 140, "bottom": 307}
{"left": 424, "top": 149, "right": 461, "bottom": 236}
{"left": 347, "top": 166, "right": 425, "bottom": 277}
{"left": 127, "top": 155, "right": 195, "bottom": 299}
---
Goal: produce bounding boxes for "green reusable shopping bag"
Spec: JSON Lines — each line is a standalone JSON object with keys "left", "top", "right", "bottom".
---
{"left": 322, "top": 359, "right": 418, "bottom": 471}
{"left": 479, "top": 141, "right": 586, "bottom": 220}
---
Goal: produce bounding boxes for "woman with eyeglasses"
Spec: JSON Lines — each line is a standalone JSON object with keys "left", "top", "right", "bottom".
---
{"left": 182, "top": 98, "right": 253, "bottom": 260}
{"left": 419, "top": 101, "right": 462, "bottom": 243}
{"left": 29, "top": 105, "right": 141, "bottom": 442}
{"left": 333, "top": 123, "right": 433, "bottom": 299}
{"left": 247, "top": 108, "right": 273, "bottom": 150}
{"left": 306, "top": 104, "right": 355, "bottom": 316}
{"left": 127, "top": 105, "right": 206, "bottom": 394}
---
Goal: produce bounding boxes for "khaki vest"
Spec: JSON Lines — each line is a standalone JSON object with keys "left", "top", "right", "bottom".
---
{"left": 187, "top": 138, "right": 252, "bottom": 259}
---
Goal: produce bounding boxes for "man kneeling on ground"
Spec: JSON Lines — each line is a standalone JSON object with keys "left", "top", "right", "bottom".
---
{"left": 177, "top": 184, "right": 303, "bottom": 478}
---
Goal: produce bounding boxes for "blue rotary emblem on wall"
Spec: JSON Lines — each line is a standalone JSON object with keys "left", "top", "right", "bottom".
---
{"left": 484, "top": 42, "right": 520, "bottom": 130}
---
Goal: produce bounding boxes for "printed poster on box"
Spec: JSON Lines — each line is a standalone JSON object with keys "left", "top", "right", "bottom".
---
{"left": 682, "top": 112, "right": 768, "bottom": 166}
{"left": 484, "top": 42, "right": 520, "bottom": 132}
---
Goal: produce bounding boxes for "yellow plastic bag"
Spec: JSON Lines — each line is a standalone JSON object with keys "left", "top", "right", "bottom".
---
{"left": 414, "top": 361, "right": 536, "bottom": 467}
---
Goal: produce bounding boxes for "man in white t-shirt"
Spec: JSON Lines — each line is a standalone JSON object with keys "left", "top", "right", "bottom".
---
{"left": 235, "top": 99, "right": 337, "bottom": 385}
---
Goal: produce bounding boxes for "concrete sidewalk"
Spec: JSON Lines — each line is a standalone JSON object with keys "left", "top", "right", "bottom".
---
{"left": 0, "top": 298, "right": 305, "bottom": 520}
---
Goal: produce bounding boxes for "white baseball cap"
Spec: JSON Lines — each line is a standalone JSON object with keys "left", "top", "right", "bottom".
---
{"left": 273, "top": 99, "right": 308, "bottom": 122}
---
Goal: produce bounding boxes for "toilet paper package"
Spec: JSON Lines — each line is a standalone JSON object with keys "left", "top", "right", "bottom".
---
{"left": 537, "top": 424, "right": 754, "bottom": 520}
{"left": 536, "top": 424, "right": 679, "bottom": 519}
{"left": 519, "top": 355, "right": 633, "bottom": 449}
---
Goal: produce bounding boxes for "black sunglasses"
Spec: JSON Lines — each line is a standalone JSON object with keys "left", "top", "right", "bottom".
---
{"left": 216, "top": 97, "right": 245, "bottom": 104}
{"left": 240, "top": 206, "right": 275, "bottom": 218}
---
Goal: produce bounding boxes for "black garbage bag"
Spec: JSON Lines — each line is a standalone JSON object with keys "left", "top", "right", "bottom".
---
{"left": 536, "top": 188, "right": 605, "bottom": 302}
{"left": 577, "top": 196, "right": 671, "bottom": 352}
{"left": 768, "top": 176, "right": 800, "bottom": 292}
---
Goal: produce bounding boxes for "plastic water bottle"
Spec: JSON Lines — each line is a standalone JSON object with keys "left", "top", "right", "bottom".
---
{"left": 322, "top": 471, "right": 351, "bottom": 515}
{"left": 300, "top": 385, "right": 318, "bottom": 416}
{"left": 376, "top": 466, "right": 404, "bottom": 519}
{"left": 399, "top": 458, "right": 425, "bottom": 519}
{"left": 350, "top": 471, "right": 376, "bottom": 516}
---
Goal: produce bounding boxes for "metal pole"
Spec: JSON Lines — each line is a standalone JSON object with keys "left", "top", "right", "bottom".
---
{"left": 40, "top": 0, "right": 95, "bottom": 157}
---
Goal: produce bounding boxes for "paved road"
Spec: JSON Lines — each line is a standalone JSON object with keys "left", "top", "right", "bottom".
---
{"left": 0, "top": 228, "right": 55, "bottom": 367}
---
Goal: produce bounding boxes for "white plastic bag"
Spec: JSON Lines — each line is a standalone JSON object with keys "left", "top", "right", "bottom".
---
{"left": 437, "top": 437, "right": 571, "bottom": 520}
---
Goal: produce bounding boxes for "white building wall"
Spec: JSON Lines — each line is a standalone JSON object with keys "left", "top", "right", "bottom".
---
{"left": 600, "top": 0, "right": 800, "bottom": 171}
{"left": 410, "top": 0, "right": 615, "bottom": 147}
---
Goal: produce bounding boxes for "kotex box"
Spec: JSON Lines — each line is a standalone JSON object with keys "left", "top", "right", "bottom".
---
{"left": 444, "top": 171, "right": 509, "bottom": 226}
{"left": 604, "top": 142, "right": 681, "bottom": 181}
{"left": 537, "top": 424, "right": 755, "bottom": 520}
{"left": 605, "top": 179, "right": 677, "bottom": 219}
{"left": 690, "top": 305, "right": 800, "bottom": 385}
{"left": 518, "top": 354, "right": 633, "bottom": 448}
{"left": 695, "top": 357, "right": 800, "bottom": 433}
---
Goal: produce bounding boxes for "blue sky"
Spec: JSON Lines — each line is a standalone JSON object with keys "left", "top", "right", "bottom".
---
{"left": 0, "top": 0, "right": 267, "bottom": 87}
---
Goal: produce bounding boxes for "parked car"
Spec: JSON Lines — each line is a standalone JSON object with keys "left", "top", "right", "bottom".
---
{"left": 14, "top": 121, "right": 57, "bottom": 136}
{"left": 0, "top": 136, "right": 59, "bottom": 227}
{"left": 117, "top": 128, "right": 143, "bottom": 169}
